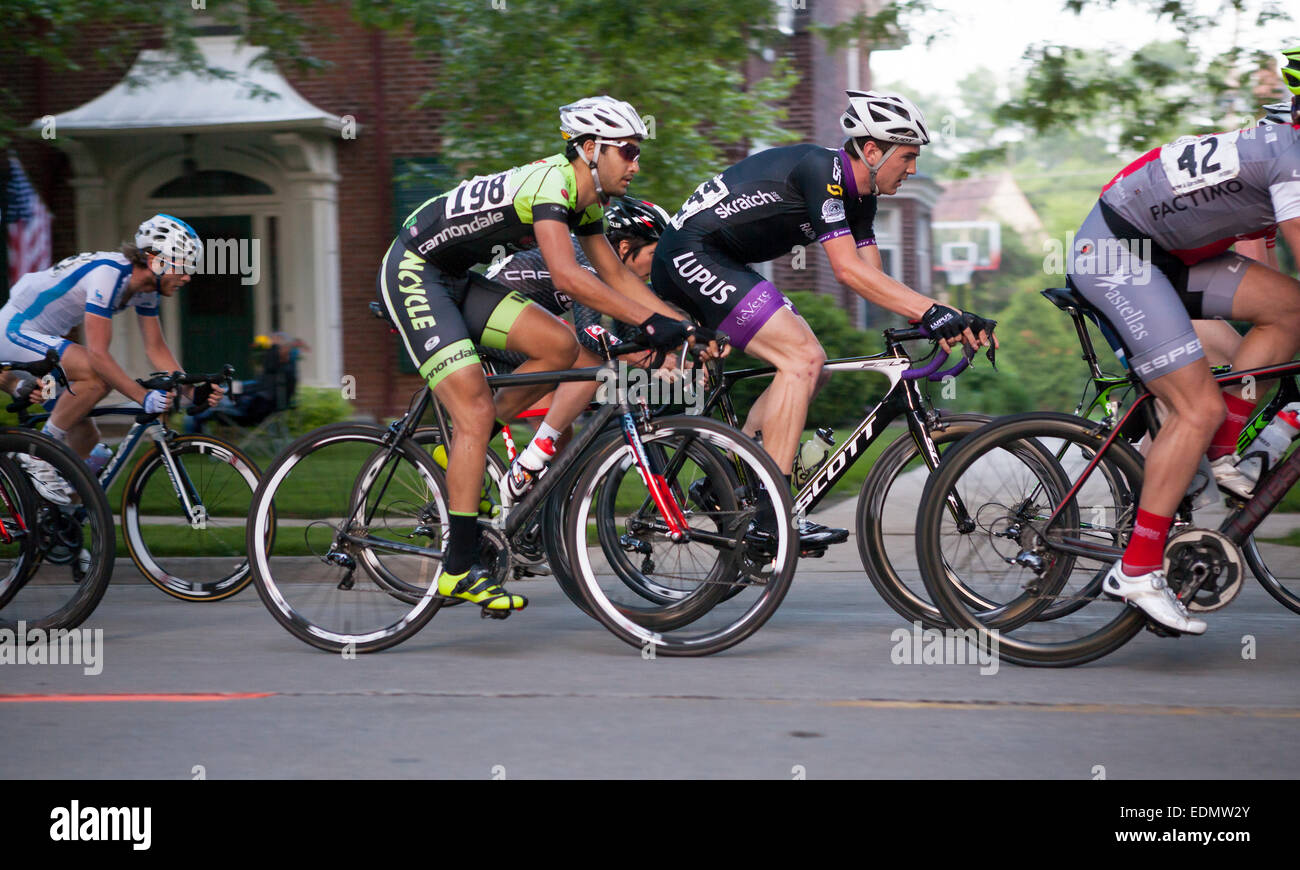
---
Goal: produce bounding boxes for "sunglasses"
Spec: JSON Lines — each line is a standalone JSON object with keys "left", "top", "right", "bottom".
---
{"left": 596, "top": 139, "right": 641, "bottom": 162}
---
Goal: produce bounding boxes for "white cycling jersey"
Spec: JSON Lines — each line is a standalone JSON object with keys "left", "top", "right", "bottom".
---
{"left": 0, "top": 252, "right": 157, "bottom": 360}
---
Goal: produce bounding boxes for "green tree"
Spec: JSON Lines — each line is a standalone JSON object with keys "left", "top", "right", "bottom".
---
{"left": 350, "top": 0, "right": 801, "bottom": 206}
{"left": 1001, "top": 1, "right": 1295, "bottom": 150}
{"left": 0, "top": 0, "right": 330, "bottom": 147}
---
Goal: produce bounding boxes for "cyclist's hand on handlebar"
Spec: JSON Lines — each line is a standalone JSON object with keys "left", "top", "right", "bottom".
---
{"left": 690, "top": 325, "right": 731, "bottom": 362}
{"left": 961, "top": 311, "right": 999, "bottom": 352}
{"left": 919, "top": 303, "right": 968, "bottom": 353}
{"left": 143, "top": 389, "right": 173, "bottom": 414}
{"left": 639, "top": 312, "right": 695, "bottom": 349}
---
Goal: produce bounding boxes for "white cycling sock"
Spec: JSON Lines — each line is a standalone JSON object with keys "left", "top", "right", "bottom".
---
{"left": 43, "top": 421, "right": 68, "bottom": 442}
{"left": 533, "top": 422, "right": 562, "bottom": 447}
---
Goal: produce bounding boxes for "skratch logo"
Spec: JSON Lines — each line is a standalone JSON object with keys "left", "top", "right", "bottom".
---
{"left": 713, "top": 190, "right": 783, "bottom": 219}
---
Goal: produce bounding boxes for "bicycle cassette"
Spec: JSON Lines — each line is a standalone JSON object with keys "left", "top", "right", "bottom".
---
{"left": 1162, "top": 528, "right": 1243, "bottom": 613}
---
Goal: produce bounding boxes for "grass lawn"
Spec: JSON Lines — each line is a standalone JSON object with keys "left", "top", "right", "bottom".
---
{"left": 1260, "top": 529, "right": 1300, "bottom": 547}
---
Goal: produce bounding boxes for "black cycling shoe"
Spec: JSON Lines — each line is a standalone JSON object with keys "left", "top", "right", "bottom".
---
{"left": 797, "top": 520, "right": 848, "bottom": 547}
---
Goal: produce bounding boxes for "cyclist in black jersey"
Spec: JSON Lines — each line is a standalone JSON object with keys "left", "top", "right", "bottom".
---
{"left": 651, "top": 90, "right": 996, "bottom": 548}
{"left": 377, "top": 96, "right": 695, "bottom": 614}
{"left": 484, "top": 198, "right": 676, "bottom": 498}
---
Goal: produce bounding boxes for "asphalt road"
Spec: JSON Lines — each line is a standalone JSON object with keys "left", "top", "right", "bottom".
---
{"left": 3, "top": 496, "right": 1298, "bottom": 780}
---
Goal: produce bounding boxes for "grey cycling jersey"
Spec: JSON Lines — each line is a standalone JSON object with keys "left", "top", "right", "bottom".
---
{"left": 1101, "top": 122, "right": 1300, "bottom": 263}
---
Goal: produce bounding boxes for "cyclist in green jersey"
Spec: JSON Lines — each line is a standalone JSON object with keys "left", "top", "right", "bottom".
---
{"left": 377, "top": 95, "right": 696, "bottom": 614}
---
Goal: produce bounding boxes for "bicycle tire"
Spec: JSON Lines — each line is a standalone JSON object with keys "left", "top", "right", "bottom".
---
{"left": 0, "top": 454, "right": 42, "bottom": 611}
{"left": 0, "top": 430, "right": 115, "bottom": 631}
{"left": 121, "top": 434, "right": 268, "bottom": 601}
{"left": 1242, "top": 532, "right": 1300, "bottom": 614}
{"left": 915, "top": 412, "right": 1146, "bottom": 667}
{"left": 247, "top": 424, "right": 448, "bottom": 653}
{"left": 856, "top": 412, "right": 991, "bottom": 629}
{"left": 565, "top": 416, "right": 798, "bottom": 656}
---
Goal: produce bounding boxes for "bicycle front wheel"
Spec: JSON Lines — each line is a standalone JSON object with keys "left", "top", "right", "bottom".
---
{"left": 248, "top": 424, "right": 448, "bottom": 653}
{"left": 915, "top": 413, "right": 1146, "bottom": 667}
{"left": 121, "top": 434, "right": 267, "bottom": 601}
{"left": 0, "top": 431, "right": 115, "bottom": 631}
{"left": 565, "top": 416, "right": 798, "bottom": 656}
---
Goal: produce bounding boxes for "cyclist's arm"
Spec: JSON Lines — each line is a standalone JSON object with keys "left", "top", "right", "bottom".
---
{"left": 138, "top": 313, "right": 182, "bottom": 375}
{"left": 823, "top": 233, "right": 932, "bottom": 319}
{"left": 82, "top": 313, "right": 152, "bottom": 405}
{"left": 535, "top": 220, "right": 661, "bottom": 325}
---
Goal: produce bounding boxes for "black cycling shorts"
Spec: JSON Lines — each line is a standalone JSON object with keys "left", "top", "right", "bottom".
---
{"left": 376, "top": 240, "right": 533, "bottom": 387}
{"left": 650, "top": 237, "right": 797, "bottom": 351}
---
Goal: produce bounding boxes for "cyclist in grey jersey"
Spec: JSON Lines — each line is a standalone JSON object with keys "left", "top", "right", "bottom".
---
{"left": 1066, "top": 77, "right": 1300, "bottom": 634}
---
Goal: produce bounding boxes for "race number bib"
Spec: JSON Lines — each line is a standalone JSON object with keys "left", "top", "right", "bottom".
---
{"left": 1160, "top": 131, "right": 1241, "bottom": 195}
{"left": 670, "top": 175, "right": 730, "bottom": 230}
{"left": 444, "top": 169, "right": 515, "bottom": 218}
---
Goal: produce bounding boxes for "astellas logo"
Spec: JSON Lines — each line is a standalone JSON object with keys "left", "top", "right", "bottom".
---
{"left": 714, "top": 190, "right": 783, "bottom": 219}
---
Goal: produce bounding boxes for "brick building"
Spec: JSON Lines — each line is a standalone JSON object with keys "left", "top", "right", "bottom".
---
{"left": 3, "top": 1, "right": 936, "bottom": 417}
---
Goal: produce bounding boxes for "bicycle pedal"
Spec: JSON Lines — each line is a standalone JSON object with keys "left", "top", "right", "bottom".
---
{"left": 514, "top": 564, "right": 551, "bottom": 579}
{"left": 800, "top": 547, "right": 828, "bottom": 558}
{"left": 1142, "top": 620, "right": 1183, "bottom": 639}
{"left": 480, "top": 608, "right": 511, "bottom": 620}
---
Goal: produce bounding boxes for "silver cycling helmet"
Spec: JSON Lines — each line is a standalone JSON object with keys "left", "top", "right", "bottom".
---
{"left": 840, "top": 90, "right": 930, "bottom": 195}
{"left": 560, "top": 96, "right": 647, "bottom": 203}
{"left": 135, "top": 213, "right": 202, "bottom": 273}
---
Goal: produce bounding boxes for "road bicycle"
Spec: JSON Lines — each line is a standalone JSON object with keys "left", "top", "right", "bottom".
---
{"left": 247, "top": 312, "right": 798, "bottom": 656}
{"left": 0, "top": 352, "right": 115, "bottom": 631}
{"left": 912, "top": 284, "right": 1300, "bottom": 666}
{"left": 12, "top": 366, "right": 266, "bottom": 602}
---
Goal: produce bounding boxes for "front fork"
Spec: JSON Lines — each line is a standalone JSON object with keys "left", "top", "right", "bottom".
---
{"left": 149, "top": 427, "right": 206, "bottom": 529}
{"left": 620, "top": 411, "right": 690, "bottom": 542}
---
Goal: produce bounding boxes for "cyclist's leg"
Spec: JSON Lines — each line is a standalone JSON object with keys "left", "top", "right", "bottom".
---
{"left": 44, "top": 344, "right": 109, "bottom": 457}
{"left": 462, "top": 272, "right": 579, "bottom": 422}
{"left": 1217, "top": 260, "right": 1300, "bottom": 377}
{"left": 651, "top": 241, "right": 825, "bottom": 475}
{"left": 377, "top": 242, "right": 525, "bottom": 610}
{"left": 739, "top": 309, "right": 827, "bottom": 476}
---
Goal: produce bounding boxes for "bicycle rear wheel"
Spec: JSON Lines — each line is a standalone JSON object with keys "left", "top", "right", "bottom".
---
{"left": 565, "top": 416, "right": 798, "bottom": 656}
{"left": 0, "top": 431, "right": 115, "bottom": 631}
{"left": 915, "top": 413, "right": 1146, "bottom": 667}
{"left": 247, "top": 424, "right": 447, "bottom": 653}
{"left": 121, "top": 434, "right": 267, "bottom": 601}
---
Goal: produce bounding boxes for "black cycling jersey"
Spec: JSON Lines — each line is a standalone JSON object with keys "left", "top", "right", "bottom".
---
{"left": 664, "top": 144, "right": 878, "bottom": 261}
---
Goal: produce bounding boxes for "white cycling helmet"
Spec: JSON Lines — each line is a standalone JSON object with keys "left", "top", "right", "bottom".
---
{"left": 840, "top": 90, "right": 930, "bottom": 195}
{"left": 136, "top": 213, "right": 202, "bottom": 273}
{"left": 559, "top": 95, "right": 648, "bottom": 141}
{"left": 1260, "top": 100, "right": 1296, "bottom": 125}
{"left": 561, "top": 96, "right": 648, "bottom": 204}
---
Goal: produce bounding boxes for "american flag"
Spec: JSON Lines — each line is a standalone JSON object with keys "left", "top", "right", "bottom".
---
{"left": 4, "top": 155, "right": 53, "bottom": 286}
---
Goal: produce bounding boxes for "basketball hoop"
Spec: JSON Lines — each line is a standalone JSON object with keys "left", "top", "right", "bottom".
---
{"left": 942, "top": 261, "right": 974, "bottom": 285}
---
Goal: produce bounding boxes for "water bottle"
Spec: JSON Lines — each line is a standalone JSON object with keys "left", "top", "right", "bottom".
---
{"left": 86, "top": 443, "right": 113, "bottom": 476}
{"left": 1237, "top": 403, "right": 1300, "bottom": 483}
{"left": 793, "top": 427, "right": 835, "bottom": 487}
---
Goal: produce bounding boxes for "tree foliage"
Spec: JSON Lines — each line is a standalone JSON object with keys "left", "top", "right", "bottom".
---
{"left": 0, "top": 0, "right": 329, "bottom": 146}
{"left": 1001, "top": 1, "right": 1295, "bottom": 151}
{"left": 350, "top": 0, "right": 800, "bottom": 207}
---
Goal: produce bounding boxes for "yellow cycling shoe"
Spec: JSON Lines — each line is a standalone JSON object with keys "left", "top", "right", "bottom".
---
{"left": 431, "top": 444, "right": 501, "bottom": 518}
{"left": 437, "top": 565, "right": 528, "bottom": 613}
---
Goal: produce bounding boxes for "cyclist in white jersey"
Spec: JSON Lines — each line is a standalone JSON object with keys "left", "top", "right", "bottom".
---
{"left": 0, "top": 214, "right": 219, "bottom": 500}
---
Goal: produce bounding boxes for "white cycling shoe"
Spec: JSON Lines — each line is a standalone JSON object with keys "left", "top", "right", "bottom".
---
{"left": 1210, "top": 454, "right": 1259, "bottom": 500}
{"left": 1102, "top": 562, "right": 1207, "bottom": 635}
{"left": 14, "top": 453, "right": 75, "bottom": 505}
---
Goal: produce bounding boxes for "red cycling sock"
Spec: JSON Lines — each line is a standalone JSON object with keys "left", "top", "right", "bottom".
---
{"left": 1122, "top": 508, "right": 1173, "bottom": 575}
{"left": 1207, "top": 392, "right": 1255, "bottom": 460}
